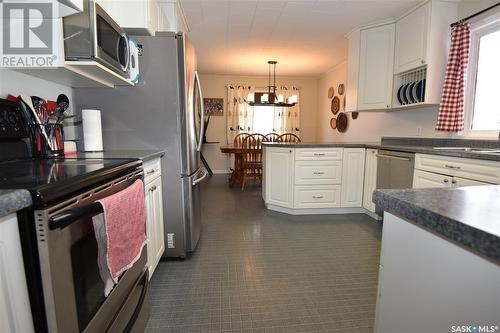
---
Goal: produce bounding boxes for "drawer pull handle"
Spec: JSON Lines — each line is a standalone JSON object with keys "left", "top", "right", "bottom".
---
{"left": 149, "top": 185, "right": 157, "bottom": 191}
{"left": 313, "top": 153, "right": 325, "bottom": 156}
{"left": 313, "top": 172, "right": 325, "bottom": 175}
{"left": 312, "top": 195, "right": 324, "bottom": 199}
{"left": 444, "top": 164, "right": 461, "bottom": 170}
{"left": 146, "top": 169, "right": 155, "bottom": 175}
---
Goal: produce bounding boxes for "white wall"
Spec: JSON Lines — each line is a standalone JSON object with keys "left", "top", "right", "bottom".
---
{"left": 199, "top": 74, "right": 318, "bottom": 173}
{"left": 0, "top": 69, "right": 76, "bottom": 140}
{"left": 316, "top": 62, "right": 448, "bottom": 143}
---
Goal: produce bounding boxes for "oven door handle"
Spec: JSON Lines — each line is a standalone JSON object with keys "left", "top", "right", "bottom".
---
{"left": 49, "top": 202, "right": 103, "bottom": 230}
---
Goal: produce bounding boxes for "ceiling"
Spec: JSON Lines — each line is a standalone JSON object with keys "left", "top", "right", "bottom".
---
{"left": 180, "top": 0, "right": 422, "bottom": 77}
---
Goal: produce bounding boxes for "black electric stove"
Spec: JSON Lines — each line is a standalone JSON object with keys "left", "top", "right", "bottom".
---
{"left": 0, "top": 157, "right": 142, "bottom": 206}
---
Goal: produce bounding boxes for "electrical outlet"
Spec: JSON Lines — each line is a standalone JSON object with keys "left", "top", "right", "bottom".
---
{"left": 167, "top": 233, "right": 175, "bottom": 248}
{"left": 416, "top": 127, "right": 422, "bottom": 136}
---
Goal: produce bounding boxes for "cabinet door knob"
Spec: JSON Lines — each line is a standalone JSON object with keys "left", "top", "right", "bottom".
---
{"left": 421, "top": 60, "right": 425, "bottom": 64}
{"left": 443, "top": 179, "right": 449, "bottom": 183}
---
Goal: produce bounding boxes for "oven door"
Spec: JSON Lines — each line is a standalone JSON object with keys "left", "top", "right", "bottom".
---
{"left": 35, "top": 170, "right": 149, "bottom": 333}
{"left": 93, "top": 2, "right": 130, "bottom": 76}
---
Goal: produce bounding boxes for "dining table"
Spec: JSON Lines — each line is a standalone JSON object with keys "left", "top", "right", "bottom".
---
{"left": 219, "top": 145, "right": 244, "bottom": 186}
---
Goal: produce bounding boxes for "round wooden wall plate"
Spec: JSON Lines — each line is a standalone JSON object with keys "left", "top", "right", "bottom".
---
{"left": 328, "top": 87, "right": 334, "bottom": 99}
{"left": 331, "top": 96, "right": 340, "bottom": 114}
{"left": 330, "top": 117, "right": 337, "bottom": 129}
{"left": 338, "top": 84, "right": 345, "bottom": 95}
{"left": 337, "top": 112, "right": 348, "bottom": 133}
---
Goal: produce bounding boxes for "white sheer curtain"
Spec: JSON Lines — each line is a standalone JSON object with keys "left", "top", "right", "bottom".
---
{"left": 226, "top": 85, "right": 254, "bottom": 144}
{"left": 273, "top": 86, "right": 300, "bottom": 136}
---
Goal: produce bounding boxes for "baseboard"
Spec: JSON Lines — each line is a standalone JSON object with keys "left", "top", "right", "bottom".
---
{"left": 212, "top": 170, "right": 231, "bottom": 175}
{"left": 265, "top": 204, "right": 383, "bottom": 220}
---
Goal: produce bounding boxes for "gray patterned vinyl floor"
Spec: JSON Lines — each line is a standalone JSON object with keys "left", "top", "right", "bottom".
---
{"left": 146, "top": 175, "right": 382, "bottom": 333}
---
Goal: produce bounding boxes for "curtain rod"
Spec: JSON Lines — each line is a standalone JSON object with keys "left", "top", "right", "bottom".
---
{"left": 451, "top": 2, "right": 500, "bottom": 27}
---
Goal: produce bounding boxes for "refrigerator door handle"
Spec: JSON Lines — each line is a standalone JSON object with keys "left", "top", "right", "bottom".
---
{"left": 192, "top": 168, "right": 208, "bottom": 186}
{"left": 194, "top": 71, "right": 205, "bottom": 152}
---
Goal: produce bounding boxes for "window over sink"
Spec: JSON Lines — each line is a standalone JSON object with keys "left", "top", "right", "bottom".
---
{"left": 464, "top": 12, "right": 500, "bottom": 137}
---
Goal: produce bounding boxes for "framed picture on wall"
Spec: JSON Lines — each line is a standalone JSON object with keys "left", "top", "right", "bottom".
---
{"left": 203, "top": 98, "right": 224, "bottom": 116}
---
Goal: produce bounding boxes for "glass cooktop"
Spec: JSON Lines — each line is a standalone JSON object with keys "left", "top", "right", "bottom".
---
{"left": 0, "top": 158, "right": 142, "bottom": 206}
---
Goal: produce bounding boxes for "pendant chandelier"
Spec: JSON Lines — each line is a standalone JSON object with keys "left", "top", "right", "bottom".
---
{"left": 247, "top": 61, "right": 298, "bottom": 107}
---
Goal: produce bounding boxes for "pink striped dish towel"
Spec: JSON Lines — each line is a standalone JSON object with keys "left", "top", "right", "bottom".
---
{"left": 92, "top": 179, "right": 147, "bottom": 296}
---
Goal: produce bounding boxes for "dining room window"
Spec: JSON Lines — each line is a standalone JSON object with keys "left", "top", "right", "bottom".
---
{"left": 251, "top": 106, "right": 278, "bottom": 134}
{"left": 463, "top": 14, "right": 500, "bottom": 137}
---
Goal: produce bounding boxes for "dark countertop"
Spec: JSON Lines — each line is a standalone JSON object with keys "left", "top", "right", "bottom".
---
{"left": 263, "top": 138, "right": 500, "bottom": 161}
{"left": 71, "top": 150, "right": 165, "bottom": 162}
{"left": 0, "top": 189, "right": 32, "bottom": 217}
{"left": 373, "top": 186, "right": 500, "bottom": 263}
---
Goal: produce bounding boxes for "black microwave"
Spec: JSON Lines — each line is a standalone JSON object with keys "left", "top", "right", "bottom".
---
{"left": 63, "top": 0, "right": 130, "bottom": 78}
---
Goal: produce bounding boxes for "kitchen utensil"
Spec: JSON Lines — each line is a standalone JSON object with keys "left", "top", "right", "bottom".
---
{"left": 31, "top": 96, "right": 47, "bottom": 123}
{"left": 330, "top": 117, "right": 337, "bottom": 129}
{"left": 331, "top": 96, "right": 340, "bottom": 115}
{"left": 338, "top": 84, "right": 345, "bottom": 95}
{"left": 328, "top": 87, "right": 334, "bottom": 99}
{"left": 351, "top": 112, "right": 359, "bottom": 120}
{"left": 337, "top": 112, "right": 348, "bottom": 133}
{"left": 56, "top": 94, "right": 69, "bottom": 112}
{"left": 19, "top": 94, "right": 53, "bottom": 149}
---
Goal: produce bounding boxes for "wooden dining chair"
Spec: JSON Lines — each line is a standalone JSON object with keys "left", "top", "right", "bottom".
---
{"left": 240, "top": 134, "right": 268, "bottom": 190}
{"left": 233, "top": 133, "right": 250, "bottom": 147}
{"left": 278, "top": 133, "right": 301, "bottom": 143}
{"left": 265, "top": 133, "right": 280, "bottom": 142}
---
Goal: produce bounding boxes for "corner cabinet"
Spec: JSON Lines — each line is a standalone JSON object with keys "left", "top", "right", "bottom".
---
{"left": 357, "top": 23, "right": 395, "bottom": 110}
{"left": 264, "top": 147, "right": 295, "bottom": 208}
{"left": 143, "top": 157, "right": 165, "bottom": 278}
{"left": 264, "top": 146, "right": 376, "bottom": 218}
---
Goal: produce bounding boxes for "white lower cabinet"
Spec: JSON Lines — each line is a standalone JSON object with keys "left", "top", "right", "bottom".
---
{"left": 341, "top": 148, "right": 366, "bottom": 207}
{"left": 264, "top": 147, "right": 295, "bottom": 208}
{"left": 413, "top": 154, "right": 499, "bottom": 189}
{"left": 294, "top": 185, "right": 341, "bottom": 209}
{"left": 363, "top": 148, "right": 378, "bottom": 212}
{"left": 413, "top": 169, "right": 452, "bottom": 188}
{"left": 143, "top": 158, "right": 165, "bottom": 278}
{"left": 0, "top": 213, "right": 34, "bottom": 333}
{"left": 265, "top": 147, "right": 370, "bottom": 214}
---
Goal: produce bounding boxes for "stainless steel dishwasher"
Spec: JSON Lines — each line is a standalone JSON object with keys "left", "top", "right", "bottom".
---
{"left": 376, "top": 150, "right": 415, "bottom": 216}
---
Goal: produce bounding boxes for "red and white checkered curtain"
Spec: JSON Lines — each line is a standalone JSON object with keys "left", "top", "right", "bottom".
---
{"left": 436, "top": 24, "right": 471, "bottom": 132}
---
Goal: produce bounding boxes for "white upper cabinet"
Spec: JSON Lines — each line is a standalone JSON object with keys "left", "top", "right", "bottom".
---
{"left": 357, "top": 23, "right": 395, "bottom": 111}
{"left": 346, "top": 29, "right": 360, "bottom": 112}
{"left": 97, "top": 0, "right": 159, "bottom": 36}
{"left": 394, "top": 3, "right": 430, "bottom": 74}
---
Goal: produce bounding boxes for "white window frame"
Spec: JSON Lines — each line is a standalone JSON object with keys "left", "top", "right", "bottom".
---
{"left": 462, "top": 11, "right": 500, "bottom": 138}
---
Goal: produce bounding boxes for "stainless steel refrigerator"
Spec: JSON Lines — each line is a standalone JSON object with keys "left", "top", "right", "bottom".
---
{"left": 74, "top": 32, "right": 207, "bottom": 258}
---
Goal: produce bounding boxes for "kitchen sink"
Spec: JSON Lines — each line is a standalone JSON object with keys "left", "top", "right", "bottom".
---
{"left": 432, "top": 147, "right": 500, "bottom": 153}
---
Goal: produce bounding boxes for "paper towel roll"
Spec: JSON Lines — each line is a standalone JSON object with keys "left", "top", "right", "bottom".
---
{"left": 82, "top": 109, "right": 103, "bottom": 152}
